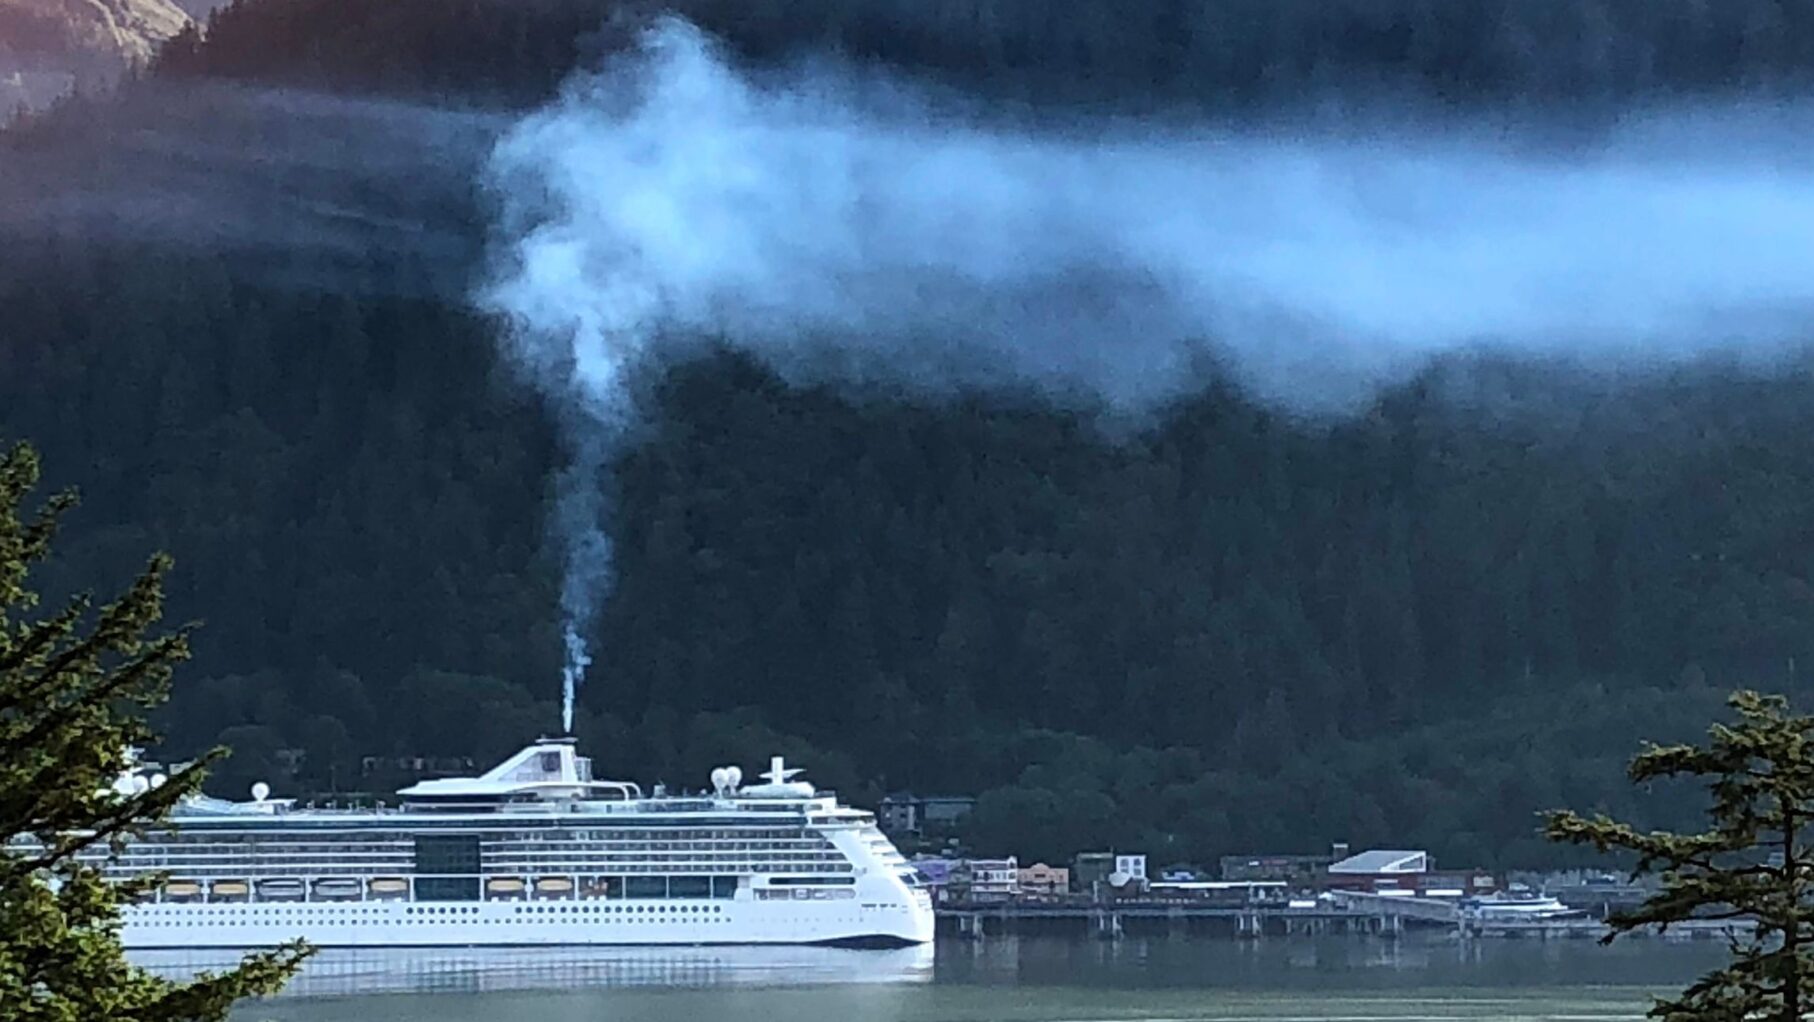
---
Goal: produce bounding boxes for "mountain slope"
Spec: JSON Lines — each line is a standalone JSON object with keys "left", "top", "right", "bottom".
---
{"left": 6, "top": 0, "right": 1814, "bottom": 870}
{"left": 0, "top": 0, "right": 193, "bottom": 113}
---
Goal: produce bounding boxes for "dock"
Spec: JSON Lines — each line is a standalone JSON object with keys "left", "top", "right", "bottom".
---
{"left": 1458, "top": 917, "right": 1755, "bottom": 940}
{"left": 937, "top": 899, "right": 1415, "bottom": 940}
{"left": 935, "top": 891, "right": 1755, "bottom": 942}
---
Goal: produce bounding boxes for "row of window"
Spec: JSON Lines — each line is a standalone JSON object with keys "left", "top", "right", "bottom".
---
{"left": 131, "top": 914, "right": 735, "bottom": 927}
{"left": 97, "top": 829, "right": 842, "bottom": 849}
{"left": 109, "top": 850, "right": 838, "bottom": 867}
{"left": 127, "top": 826, "right": 819, "bottom": 844}
{"left": 159, "top": 815, "right": 817, "bottom": 833}
{"left": 482, "top": 855, "right": 849, "bottom": 866}
{"left": 103, "top": 843, "right": 837, "bottom": 862}
{"left": 128, "top": 902, "right": 732, "bottom": 917}
{"left": 109, "top": 852, "right": 850, "bottom": 865}
{"left": 489, "top": 840, "right": 836, "bottom": 851}
{"left": 754, "top": 889, "right": 857, "bottom": 900}
{"left": 111, "top": 834, "right": 829, "bottom": 850}
{"left": 498, "top": 904, "right": 726, "bottom": 916}
{"left": 415, "top": 874, "right": 747, "bottom": 903}
{"left": 103, "top": 865, "right": 857, "bottom": 883}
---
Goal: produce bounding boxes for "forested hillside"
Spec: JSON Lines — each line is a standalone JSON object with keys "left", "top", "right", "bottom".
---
{"left": 3, "top": 0, "right": 1812, "bottom": 869}
{"left": 157, "top": 0, "right": 1814, "bottom": 107}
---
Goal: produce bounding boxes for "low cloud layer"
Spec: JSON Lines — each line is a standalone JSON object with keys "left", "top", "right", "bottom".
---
{"left": 477, "top": 17, "right": 1814, "bottom": 717}
{"left": 483, "top": 18, "right": 1814, "bottom": 413}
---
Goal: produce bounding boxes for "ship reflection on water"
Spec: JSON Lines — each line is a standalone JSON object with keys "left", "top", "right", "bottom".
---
{"left": 131, "top": 944, "right": 936, "bottom": 998}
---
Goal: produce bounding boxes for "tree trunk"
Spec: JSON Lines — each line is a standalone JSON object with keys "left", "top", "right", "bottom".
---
{"left": 1786, "top": 800, "right": 1800, "bottom": 1022}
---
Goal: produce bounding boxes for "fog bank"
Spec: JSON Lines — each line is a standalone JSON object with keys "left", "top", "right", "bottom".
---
{"left": 483, "top": 19, "right": 1814, "bottom": 413}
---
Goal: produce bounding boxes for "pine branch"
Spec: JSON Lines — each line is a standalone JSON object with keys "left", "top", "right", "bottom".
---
{"left": 1, "top": 440, "right": 307, "bottom": 1018}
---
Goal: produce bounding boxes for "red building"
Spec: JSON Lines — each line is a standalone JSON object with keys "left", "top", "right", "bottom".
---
{"left": 1319, "top": 849, "right": 1496, "bottom": 897}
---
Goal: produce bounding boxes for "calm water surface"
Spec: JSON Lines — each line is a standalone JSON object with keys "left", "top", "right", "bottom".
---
{"left": 133, "top": 936, "right": 1726, "bottom": 1022}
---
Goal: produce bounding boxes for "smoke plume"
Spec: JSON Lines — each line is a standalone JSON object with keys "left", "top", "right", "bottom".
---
{"left": 479, "top": 18, "right": 1814, "bottom": 725}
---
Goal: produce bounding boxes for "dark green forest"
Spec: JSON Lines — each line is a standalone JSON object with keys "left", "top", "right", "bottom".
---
{"left": 4, "top": 0, "right": 1814, "bottom": 870}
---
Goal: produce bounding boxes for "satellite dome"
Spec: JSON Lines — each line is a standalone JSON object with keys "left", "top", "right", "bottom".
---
{"left": 251, "top": 782, "right": 270, "bottom": 802}
{"left": 710, "top": 767, "right": 729, "bottom": 792}
{"left": 725, "top": 766, "right": 742, "bottom": 789}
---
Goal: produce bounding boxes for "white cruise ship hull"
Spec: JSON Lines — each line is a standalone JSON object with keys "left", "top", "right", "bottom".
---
{"left": 99, "top": 739, "right": 937, "bottom": 951}
{"left": 121, "top": 891, "right": 935, "bottom": 949}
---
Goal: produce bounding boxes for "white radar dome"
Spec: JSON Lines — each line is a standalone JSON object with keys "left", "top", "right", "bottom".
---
{"left": 250, "top": 782, "right": 270, "bottom": 802}
{"left": 149, "top": 773, "right": 167, "bottom": 788}
{"left": 112, "top": 776, "right": 135, "bottom": 796}
{"left": 725, "top": 766, "right": 742, "bottom": 789}
{"left": 131, "top": 775, "right": 150, "bottom": 794}
{"left": 710, "top": 767, "right": 729, "bottom": 792}
{"left": 1108, "top": 871, "right": 1131, "bottom": 887}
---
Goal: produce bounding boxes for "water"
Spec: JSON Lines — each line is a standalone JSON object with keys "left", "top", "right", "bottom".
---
{"left": 132, "top": 935, "right": 1724, "bottom": 1021}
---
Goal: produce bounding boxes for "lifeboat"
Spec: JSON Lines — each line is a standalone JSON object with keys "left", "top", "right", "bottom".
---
{"left": 534, "top": 876, "right": 575, "bottom": 899}
{"left": 367, "top": 877, "right": 409, "bottom": 900}
{"left": 163, "top": 880, "right": 203, "bottom": 903}
{"left": 255, "top": 878, "right": 306, "bottom": 902}
{"left": 485, "top": 877, "right": 526, "bottom": 900}
{"left": 312, "top": 878, "right": 363, "bottom": 902}
{"left": 209, "top": 879, "right": 250, "bottom": 903}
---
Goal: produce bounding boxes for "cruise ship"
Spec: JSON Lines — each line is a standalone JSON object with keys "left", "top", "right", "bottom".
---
{"left": 98, "top": 738, "right": 934, "bottom": 949}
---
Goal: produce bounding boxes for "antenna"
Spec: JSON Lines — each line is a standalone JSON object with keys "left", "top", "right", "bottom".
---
{"left": 761, "top": 756, "right": 803, "bottom": 785}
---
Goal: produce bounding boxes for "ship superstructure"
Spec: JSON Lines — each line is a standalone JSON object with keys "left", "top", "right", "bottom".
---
{"left": 92, "top": 738, "right": 932, "bottom": 948}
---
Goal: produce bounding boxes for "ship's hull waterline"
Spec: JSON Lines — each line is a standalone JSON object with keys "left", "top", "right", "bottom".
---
{"left": 122, "top": 893, "right": 933, "bottom": 949}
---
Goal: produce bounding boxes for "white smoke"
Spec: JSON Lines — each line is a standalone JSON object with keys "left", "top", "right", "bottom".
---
{"left": 479, "top": 17, "right": 1814, "bottom": 724}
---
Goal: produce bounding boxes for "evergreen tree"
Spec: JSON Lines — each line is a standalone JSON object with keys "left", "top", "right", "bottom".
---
{"left": 1548, "top": 691, "right": 1814, "bottom": 1021}
{"left": 0, "top": 442, "right": 309, "bottom": 1020}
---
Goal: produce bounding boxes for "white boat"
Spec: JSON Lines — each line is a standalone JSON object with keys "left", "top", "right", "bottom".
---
{"left": 85, "top": 738, "right": 933, "bottom": 949}
{"left": 1462, "top": 888, "right": 1585, "bottom": 921}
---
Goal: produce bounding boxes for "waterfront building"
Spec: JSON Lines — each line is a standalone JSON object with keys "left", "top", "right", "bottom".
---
{"left": 1219, "top": 852, "right": 1336, "bottom": 883}
{"left": 1016, "top": 862, "right": 1070, "bottom": 897}
{"left": 1148, "top": 880, "right": 1289, "bottom": 905}
{"left": 906, "top": 857, "right": 961, "bottom": 902}
{"left": 877, "top": 794, "right": 976, "bottom": 837}
{"left": 1116, "top": 854, "right": 1148, "bottom": 886}
{"left": 1329, "top": 849, "right": 1429, "bottom": 876}
{"left": 1073, "top": 851, "right": 1148, "bottom": 896}
{"left": 962, "top": 857, "right": 1020, "bottom": 900}
{"left": 1321, "top": 848, "right": 1495, "bottom": 897}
